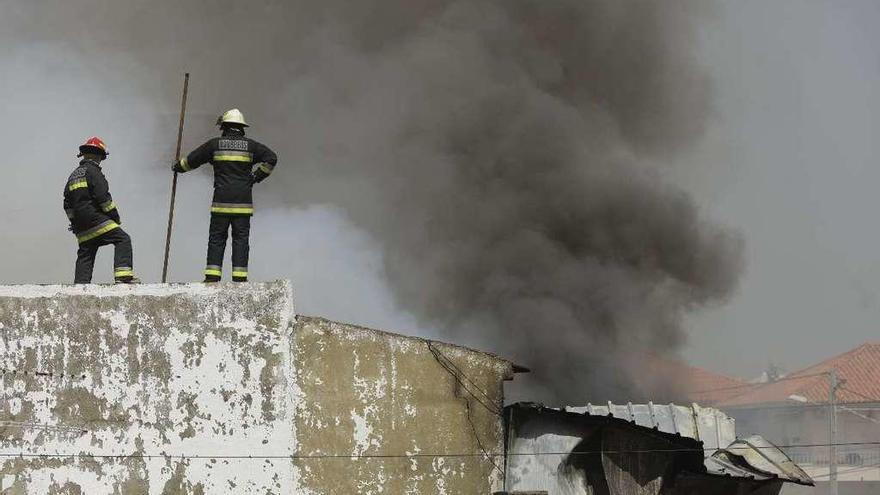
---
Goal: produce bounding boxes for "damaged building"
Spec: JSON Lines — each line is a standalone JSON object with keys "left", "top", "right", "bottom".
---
{"left": 0, "top": 280, "right": 811, "bottom": 494}
{"left": 501, "top": 402, "right": 813, "bottom": 495}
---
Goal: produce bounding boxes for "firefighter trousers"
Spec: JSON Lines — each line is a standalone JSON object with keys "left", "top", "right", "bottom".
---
{"left": 205, "top": 214, "right": 250, "bottom": 282}
{"left": 74, "top": 227, "right": 134, "bottom": 284}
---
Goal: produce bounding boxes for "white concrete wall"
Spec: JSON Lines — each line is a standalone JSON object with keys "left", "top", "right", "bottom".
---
{"left": 0, "top": 282, "right": 297, "bottom": 494}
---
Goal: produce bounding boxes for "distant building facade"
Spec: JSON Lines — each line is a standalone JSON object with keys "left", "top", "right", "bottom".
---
{"left": 712, "top": 343, "right": 880, "bottom": 495}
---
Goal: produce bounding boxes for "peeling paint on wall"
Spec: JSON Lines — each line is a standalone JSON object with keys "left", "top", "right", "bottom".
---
{"left": 292, "top": 317, "right": 513, "bottom": 494}
{"left": 0, "top": 282, "right": 296, "bottom": 494}
{"left": 0, "top": 282, "right": 513, "bottom": 494}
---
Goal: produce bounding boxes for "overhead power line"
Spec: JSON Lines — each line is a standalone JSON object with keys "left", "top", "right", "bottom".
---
{"left": 812, "top": 458, "right": 880, "bottom": 479}
{"left": 426, "top": 340, "right": 505, "bottom": 475}
{"left": 838, "top": 385, "right": 880, "bottom": 404}
{"left": 3, "top": 441, "right": 880, "bottom": 462}
{"left": 426, "top": 341, "right": 501, "bottom": 416}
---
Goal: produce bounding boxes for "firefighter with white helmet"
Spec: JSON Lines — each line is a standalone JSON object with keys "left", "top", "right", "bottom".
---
{"left": 216, "top": 108, "right": 248, "bottom": 127}
{"left": 173, "top": 109, "right": 278, "bottom": 282}
{"left": 63, "top": 137, "right": 138, "bottom": 284}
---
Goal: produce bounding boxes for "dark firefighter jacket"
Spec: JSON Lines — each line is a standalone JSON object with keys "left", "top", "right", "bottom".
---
{"left": 63, "top": 158, "right": 122, "bottom": 244}
{"left": 174, "top": 128, "right": 277, "bottom": 215}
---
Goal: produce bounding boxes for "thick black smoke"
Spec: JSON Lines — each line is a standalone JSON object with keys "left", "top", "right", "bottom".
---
{"left": 4, "top": 0, "right": 742, "bottom": 403}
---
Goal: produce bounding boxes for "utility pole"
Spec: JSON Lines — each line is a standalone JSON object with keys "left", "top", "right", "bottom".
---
{"left": 829, "top": 369, "right": 838, "bottom": 495}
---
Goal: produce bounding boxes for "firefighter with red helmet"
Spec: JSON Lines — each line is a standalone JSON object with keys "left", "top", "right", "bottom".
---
{"left": 173, "top": 109, "right": 278, "bottom": 282}
{"left": 63, "top": 137, "right": 137, "bottom": 284}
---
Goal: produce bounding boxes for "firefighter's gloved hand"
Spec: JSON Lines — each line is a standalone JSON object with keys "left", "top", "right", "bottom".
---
{"left": 67, "top": 224, "right": 74, "bottom": 232}
{"left": 171, "top": 160, "right": 180, "bottom": 172}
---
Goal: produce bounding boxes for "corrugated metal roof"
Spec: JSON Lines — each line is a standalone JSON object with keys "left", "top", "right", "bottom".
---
{"left": 708, "top": 435, "right": 813, "bottom": 486}
{"left": 563, "top": 402, "right": 736, "bottom": 451}
{"left": 703, "top": 454, "right": 775, "bottom": 480}
{"left": 515, "top": 402, "right": 814, "bottom": 487}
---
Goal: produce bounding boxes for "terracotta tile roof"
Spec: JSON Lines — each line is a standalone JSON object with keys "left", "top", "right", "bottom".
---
{"left": 631, "top": 354, "right": 749, "bottom": 405}
{"left": 718, "top": 343, "right": 880, "bottom": 407}
{"left": 684, "top": 366, "right": 752, "bottom": 405}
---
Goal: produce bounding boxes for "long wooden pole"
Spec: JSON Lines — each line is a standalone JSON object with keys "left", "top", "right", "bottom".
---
{"left": 162, "top": 73, "right": 190, "bottom": 283}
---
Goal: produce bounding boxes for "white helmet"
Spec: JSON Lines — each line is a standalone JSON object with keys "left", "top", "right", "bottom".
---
{"left": 217, "top": 108, "right": 249, "bottom": 127}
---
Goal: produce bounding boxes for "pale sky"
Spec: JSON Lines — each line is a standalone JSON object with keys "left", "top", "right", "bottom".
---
{"left": 679, "top": 0, "right": 880, "bottom": 378}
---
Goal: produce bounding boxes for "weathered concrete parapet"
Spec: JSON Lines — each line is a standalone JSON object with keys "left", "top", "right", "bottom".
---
{"left": 293, "top": 317, "right": 514, "bottom": 494}
{"left": 0, "top": 282, "right": 515, "bottom": 494}
{"left": 0, "top": 281, "right": 296, "bottom": 493}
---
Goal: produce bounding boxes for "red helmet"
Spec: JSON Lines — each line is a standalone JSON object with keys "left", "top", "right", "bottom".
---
{"left": 78, "top": 136, "right": 109, "bottom": 158}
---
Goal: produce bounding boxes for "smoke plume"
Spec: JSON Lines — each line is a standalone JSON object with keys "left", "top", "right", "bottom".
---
{"left": 2, "top": 0, "right": 742, "bottom": 403}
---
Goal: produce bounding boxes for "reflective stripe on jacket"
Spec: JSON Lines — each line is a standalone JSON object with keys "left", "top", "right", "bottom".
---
{"left": 63, "top": 159, "right": 121, "bottom": 243}
{"left": 175, "top": 128, "right": 277, "bottom": 216}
